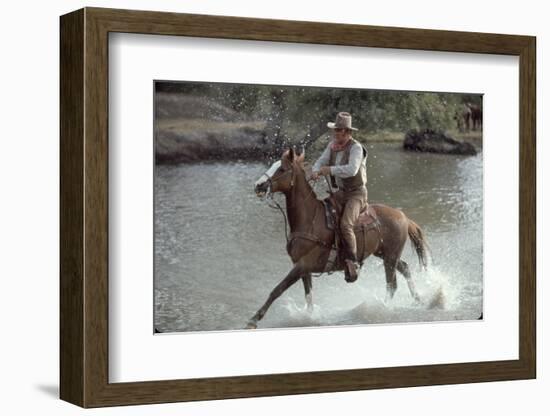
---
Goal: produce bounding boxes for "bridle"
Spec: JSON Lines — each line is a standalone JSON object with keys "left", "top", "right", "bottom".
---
{"left": 259, "top": 162, "right": 318, "bottom": 243}
{"left": 265, "top": 165, "right": 295, "bottom": 192}
{"left": 258, "top": 164, "right": 295, "bottom": 243}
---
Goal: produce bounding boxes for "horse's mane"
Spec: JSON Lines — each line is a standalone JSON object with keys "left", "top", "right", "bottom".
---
{"left": 294, "top": 161, "right": 323, "bottom": 203}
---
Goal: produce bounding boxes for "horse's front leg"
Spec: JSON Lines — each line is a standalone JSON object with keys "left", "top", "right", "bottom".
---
{"left": 302, "top": 273, "right": 313, "bottom": 312}
{"left": 246, "top": 265, "right": 304, "bottom": 329}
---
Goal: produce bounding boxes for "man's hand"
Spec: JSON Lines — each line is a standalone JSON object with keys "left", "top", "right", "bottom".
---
{"left": 319, "top": 166, "right": 332, "bottom": 176}
{"left": 311, "top": 166, "right": 331, "bottom": 181}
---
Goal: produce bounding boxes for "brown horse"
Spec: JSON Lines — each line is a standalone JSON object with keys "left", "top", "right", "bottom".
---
{"left": 467, "top": 103, "right": 483, "bottom": 131}
{"left": 247, "top": 148, "right": 428, "bottom": 329}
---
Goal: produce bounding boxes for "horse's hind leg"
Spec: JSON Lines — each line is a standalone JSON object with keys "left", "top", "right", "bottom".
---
{"left": 383, "top": 257, "right": 398, "bottom": 303}
{"left": 302, "top": 274, "right": 314, "bottom": 312}
{"left": 396, "top": 259, "right": 421, "bottom": 303}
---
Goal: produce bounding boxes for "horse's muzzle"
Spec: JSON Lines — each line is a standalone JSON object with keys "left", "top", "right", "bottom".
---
{"left": 255, "top": 182, "right": 269, "bottom": 197}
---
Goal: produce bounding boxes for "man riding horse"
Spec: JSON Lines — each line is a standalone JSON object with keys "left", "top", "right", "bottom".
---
{"left": 249, "top": 127, "right": 427, "bottom": 328}
{"left": 311, "top": 112, "right": 368, "bottom": 283}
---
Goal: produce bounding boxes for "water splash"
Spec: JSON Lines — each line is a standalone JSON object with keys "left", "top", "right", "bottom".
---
{"left": 259, "top": 263, "right": 480, "bottom": 330}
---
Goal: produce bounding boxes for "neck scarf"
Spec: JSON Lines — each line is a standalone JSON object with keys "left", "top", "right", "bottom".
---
{"left": 330, "top": 137, "right": 352, "bottom": 152}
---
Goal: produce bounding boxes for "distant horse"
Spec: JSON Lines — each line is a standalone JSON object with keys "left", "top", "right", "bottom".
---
{"left": 247, "top": 148, "right": 429, "bottom": 329}
{"left": 455, "top": 104, "right": 472, "bottom": 132}
{"left": 467, "top": 103, "right": 483, "bottom": 131}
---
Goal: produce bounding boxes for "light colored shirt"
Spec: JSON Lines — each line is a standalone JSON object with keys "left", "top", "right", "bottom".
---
{"left": 313, "top": 139, "right": 367, "bottom": 189}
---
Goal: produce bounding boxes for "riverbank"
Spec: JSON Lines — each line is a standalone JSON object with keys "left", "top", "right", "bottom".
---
{"left": 358, "top": 129, "right": 482, "bottom": 145}
{"left": 307, "top": 129, "right": 482, "bottom": 159}
{"left": 155, "top": 118, "right": 268, "bottom": 163}
{"left": 155, "top": 118, "right": 483, "bottom": 163}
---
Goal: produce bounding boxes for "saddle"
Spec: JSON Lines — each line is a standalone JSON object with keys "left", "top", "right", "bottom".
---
{"left": 322, "top": 191, "right": 378, "bottom": 231}
{"left": 321, "top": 192, "right": 379, "bottom": 273}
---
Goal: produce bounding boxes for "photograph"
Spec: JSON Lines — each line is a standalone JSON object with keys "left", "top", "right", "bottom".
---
{"left": 153, "top": 80, "right": 484, "bottom": 333}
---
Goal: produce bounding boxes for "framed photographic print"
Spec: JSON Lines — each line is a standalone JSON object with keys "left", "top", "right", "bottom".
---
{"left": 60, "top": 7, "right": 536, "bottom": 408}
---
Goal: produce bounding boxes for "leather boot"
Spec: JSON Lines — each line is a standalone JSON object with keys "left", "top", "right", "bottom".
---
{"left": 343, "top": 250, "right": 360, "bottom": 283}
{"left": 344, "top": 258, "right": 359, "bottom": 282}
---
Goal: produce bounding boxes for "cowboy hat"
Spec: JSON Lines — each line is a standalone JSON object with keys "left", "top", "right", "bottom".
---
{"left": 327, "top": 112, "right": 358, "bottom": 131}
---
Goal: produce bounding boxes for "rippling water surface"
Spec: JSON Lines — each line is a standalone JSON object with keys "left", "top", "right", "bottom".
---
{"left": 154, "top": 143, "right": 483, "bottom": 332}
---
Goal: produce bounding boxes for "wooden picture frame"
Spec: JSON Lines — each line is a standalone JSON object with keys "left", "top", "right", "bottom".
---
{"left": 60, "top": 7, "right": 536, "bottom": 408}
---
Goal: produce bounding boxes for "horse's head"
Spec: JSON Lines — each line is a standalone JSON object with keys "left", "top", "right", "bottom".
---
{"left": 255, "top": 148, "right": 305, "bottom": 196}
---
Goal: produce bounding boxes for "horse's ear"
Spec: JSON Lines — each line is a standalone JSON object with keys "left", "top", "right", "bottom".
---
{"left": 287, "top": 147, "right": 295, "bottom": 162}
{"left": 296, "top": 151, "right": 305, "bottom": 164}
{"left": 282, "top": 148, "right": 294, "bottom": 168}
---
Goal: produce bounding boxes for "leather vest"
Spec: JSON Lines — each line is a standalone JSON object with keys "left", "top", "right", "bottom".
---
{"left": 328, "top": 138, "right": 368, "bottom": 192}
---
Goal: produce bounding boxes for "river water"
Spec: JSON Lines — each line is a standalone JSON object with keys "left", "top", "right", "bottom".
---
{"left": 154, "top": 142, "right": 483, "bottom": 333}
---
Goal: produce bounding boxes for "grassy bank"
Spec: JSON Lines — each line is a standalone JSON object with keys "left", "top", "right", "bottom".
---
{"left": 157, "top": 118, "right": 267, "bottom": 134}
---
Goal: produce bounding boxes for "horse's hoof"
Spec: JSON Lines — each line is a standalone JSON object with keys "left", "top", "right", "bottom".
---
{"left": 245, "top": 321, "right": 258, "bottom": 330}
{"left": 306, "top": 294, "right": 314, "bottom": 313}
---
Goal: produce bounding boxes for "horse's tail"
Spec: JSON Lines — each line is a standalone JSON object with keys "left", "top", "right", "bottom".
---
{"left": 407, "top": 219, "right": 429, "bottom": 270}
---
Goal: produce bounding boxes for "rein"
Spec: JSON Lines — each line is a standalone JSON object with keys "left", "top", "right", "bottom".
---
{"left": 263, "top": 165, "right": 295, "bottom": 243}
{"left": 265, "top": 195, "right": 290, "bottom": 243}
{"left": 260, "top": 163, "right": 340, "bottom": 276}
{"left": 261, "top": 164, "right": 319, "bottom": 244}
